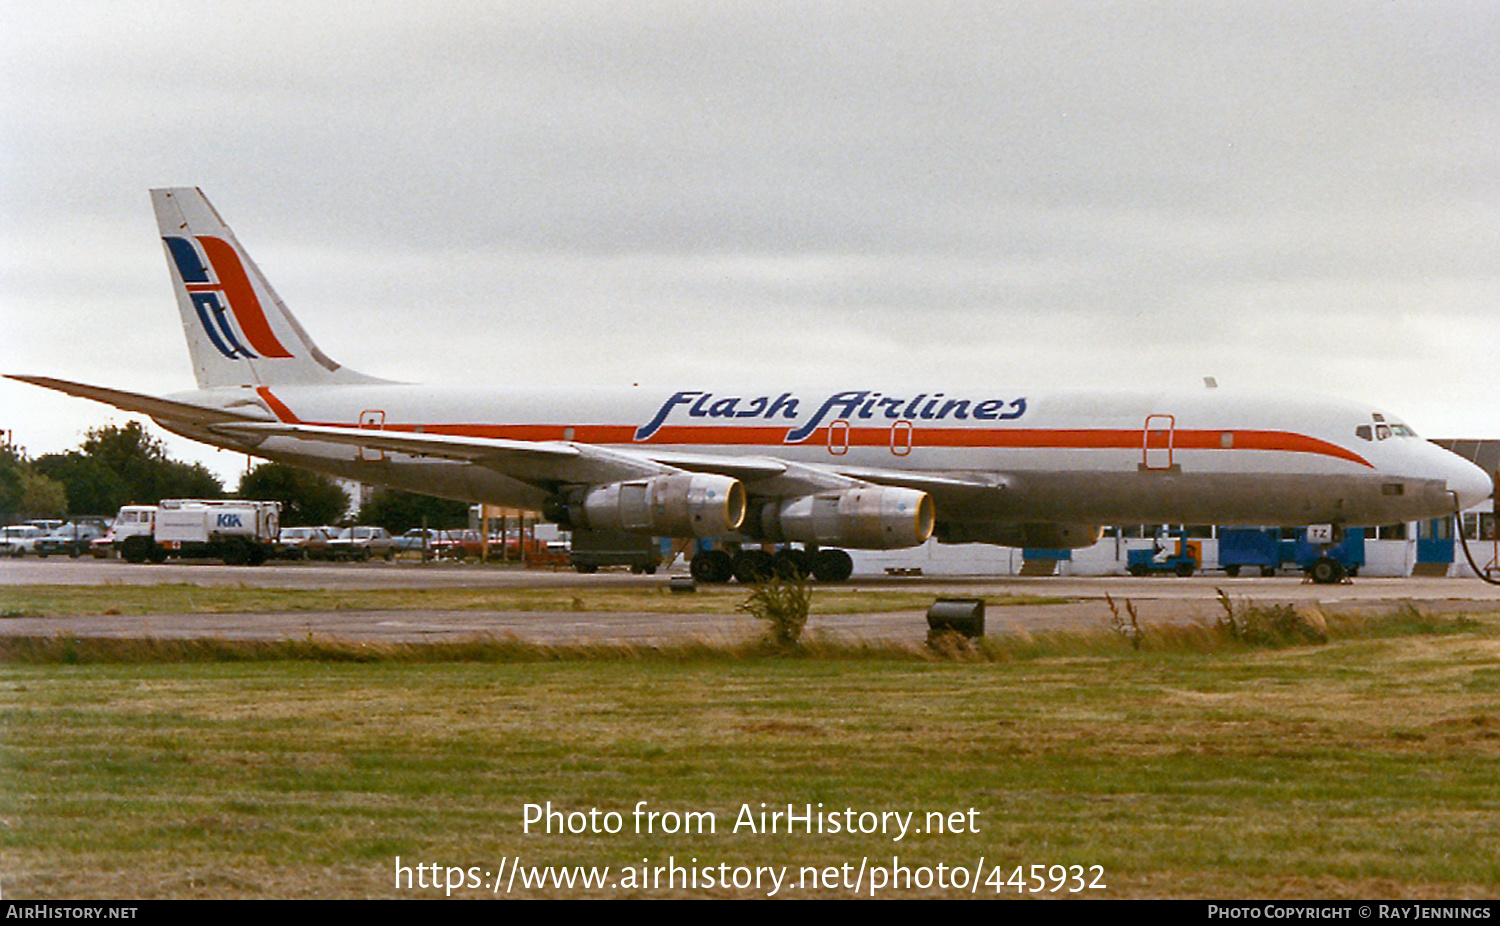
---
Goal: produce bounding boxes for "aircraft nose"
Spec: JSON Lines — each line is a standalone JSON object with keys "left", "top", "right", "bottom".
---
{"left": 1445, "top": 455, "right": 1494, "bottom": 512}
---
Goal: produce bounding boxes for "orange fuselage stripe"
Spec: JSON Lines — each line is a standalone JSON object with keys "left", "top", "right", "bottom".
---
{"left": 254, "top": 389, "right": 1373, "bottom": 468}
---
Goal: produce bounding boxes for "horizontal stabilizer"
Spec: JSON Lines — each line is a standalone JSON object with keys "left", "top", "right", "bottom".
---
{"left": 5, "top": 375, "right": 271, "bottom": 426}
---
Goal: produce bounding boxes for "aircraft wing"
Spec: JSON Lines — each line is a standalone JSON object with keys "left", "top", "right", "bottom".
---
{"left": 212, "top": 420, "right": 682, "bottom": 487}
{"left": 829, "top": 464, "right": 1013, "bottom": 498}
{"left": 642, "top": 449, "right": 1011, "bottom": 502}
{"left": 644, "top": 448, "right": 1010, "bottom": 494}
{"left": 214, "top": 421, "right": 982, "bottom": 502}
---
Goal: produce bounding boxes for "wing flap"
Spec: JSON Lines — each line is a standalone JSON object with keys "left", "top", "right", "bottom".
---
{"left": 213, "top": 420, "right": 678, "bottom": 487}
{"left": 832, "top": 464, "right": 1012, "bottom": 495}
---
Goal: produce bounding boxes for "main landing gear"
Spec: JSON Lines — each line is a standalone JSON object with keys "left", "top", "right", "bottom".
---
{"left": 689, "top": 546, "right": 855, "bottom": 584}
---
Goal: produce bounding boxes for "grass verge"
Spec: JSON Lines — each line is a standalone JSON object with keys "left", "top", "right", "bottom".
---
{"left": 0, "top": 583, "right": 1067, "bottom": 618}
{"left": 1, "top": 607, "right": 1497, "bottom": 898}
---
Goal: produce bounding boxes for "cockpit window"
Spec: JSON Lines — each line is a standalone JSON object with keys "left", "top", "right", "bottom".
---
{"left": 1360, "top": 417, "right": 1417, "bottom": 441}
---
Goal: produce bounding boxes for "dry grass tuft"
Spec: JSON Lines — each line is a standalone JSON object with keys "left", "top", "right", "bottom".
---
{"left": 736, "top": 574, "right": 813, "bottom": 647}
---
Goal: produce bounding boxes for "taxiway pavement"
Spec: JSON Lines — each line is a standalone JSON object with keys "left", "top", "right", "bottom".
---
{"left": 3, "top": 558, "right": 1498, "bottom": 646}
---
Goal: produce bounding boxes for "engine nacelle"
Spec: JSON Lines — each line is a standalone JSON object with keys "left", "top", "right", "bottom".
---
{"left": 757, "top": 486, "right": 935, "bottom": 550}
{"left": 548, "top": 473, "right": 746, "bottom": 538}
{"left": 935, "top": 521, "right": 1103, "bottom": 549}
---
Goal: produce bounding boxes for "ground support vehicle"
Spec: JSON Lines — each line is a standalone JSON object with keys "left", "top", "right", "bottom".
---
{"left": 1127, "top": 532, "right": 1200, "bottom": 577}
{"left": 527, "top": 541, "right": 572, "bottom": 568}
{"left": 569, "top": 530, "right": 663, "bottom": 574}
{"left": 1292, "top": 528, "right": 1365, "bottom": 584}
{"left": 115, "top": 500, "right": 281, "bottom": 565}
{"left": 1216, "top": 527, "right": 1364, "bottom": 582}
{"left": 1218, "top": 528, "right": 1282, "bottom": 577}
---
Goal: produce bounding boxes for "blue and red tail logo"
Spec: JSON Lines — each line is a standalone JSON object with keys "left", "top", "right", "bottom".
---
{"left": 164, "top": 236, "right": 293, "bottom": 359}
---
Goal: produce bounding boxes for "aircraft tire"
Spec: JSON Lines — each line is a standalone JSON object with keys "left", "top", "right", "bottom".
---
{"left": 690, "top": 550, "right": 734, "bottom": 584}
{"left": 811, "top": 549, "right": 854, "bottom": 583}
{"left": 772, "top": 548, "right": 812, "bottom": 580}
{"left": 731, "top": 549, "right": 773, "bottom": 583}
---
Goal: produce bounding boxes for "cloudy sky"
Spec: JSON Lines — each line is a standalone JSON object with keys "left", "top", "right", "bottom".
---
{"left": 2, "top": 1, "right": 1497, "bottom": 487}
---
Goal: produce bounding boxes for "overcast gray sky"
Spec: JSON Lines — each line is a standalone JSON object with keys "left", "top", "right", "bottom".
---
{"left": 3, "top": 1, "right": 1497, "bottom": 488}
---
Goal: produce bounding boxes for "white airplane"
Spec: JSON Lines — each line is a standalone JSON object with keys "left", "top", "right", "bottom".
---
{"left": 10, "top": 188, "right": 1493, "bottom": 583}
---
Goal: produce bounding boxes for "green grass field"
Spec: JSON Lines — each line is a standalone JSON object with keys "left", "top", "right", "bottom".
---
{"left": 2, "top": 603, "right": 1499, "bottom": 898}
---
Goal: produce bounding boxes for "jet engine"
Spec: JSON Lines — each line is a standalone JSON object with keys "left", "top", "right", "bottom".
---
{"left": 546, "top": 473, "right": 746, "bottom": 538}
{"left": 754, "top": 486, "right": 935, "bottom": 550}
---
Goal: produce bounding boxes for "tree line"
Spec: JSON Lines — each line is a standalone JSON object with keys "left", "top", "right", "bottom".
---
{"left": 1, "top": 422, "right": 469, "bottom": 532}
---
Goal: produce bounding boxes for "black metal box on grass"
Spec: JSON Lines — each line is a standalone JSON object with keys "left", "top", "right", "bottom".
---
{"left": 927, "top": 598, "right": 985, "bottom": 638}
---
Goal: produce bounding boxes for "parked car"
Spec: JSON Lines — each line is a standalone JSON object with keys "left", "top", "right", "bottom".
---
{"left": 34, "top": 521, "right": 108, "bottom": 558}
{"left": 326, "top": 526, "right": 395, "bottom": 561}
{"left": 394, "top": 528, "right": 443, "bottom": 554}
{"left": 0, "top": 525, "right": 45, "bottom": 557}
{"left": 429, "top": 529, "right": 489, "bottom": 560}
{"left": 275, "top": 526, "right": 337, "bottom": 560}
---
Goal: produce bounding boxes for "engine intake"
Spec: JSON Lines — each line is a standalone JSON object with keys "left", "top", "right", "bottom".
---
{"left": 757, "top": 486, "right": 934, "bottom": 550}
{"left": 548, "top": 473, "right": 746, "bottom": 538}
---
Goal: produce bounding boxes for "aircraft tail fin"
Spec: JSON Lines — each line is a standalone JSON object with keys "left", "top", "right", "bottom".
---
{"left": 151, "top": 187, "right": 385, "bottom": 389}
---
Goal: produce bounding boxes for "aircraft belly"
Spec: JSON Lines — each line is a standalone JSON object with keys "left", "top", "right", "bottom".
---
{"left": 981, "top": 470, "right": 1443, "bottom": 527}
{"left": 653, "top": 442, "right": 1425, "bottom": 527}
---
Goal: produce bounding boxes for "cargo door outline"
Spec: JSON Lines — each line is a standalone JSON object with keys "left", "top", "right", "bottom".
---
{"left": 827, "top": 419, "right": 850, "bottom": 456}
{"left": 1142, "top": 414, "right": 1176, "bottom": 471}
{"left": 359, "top": 410, "right": 386, "bottom": 462}
{"left": 890, "top": 420, "right": 913, "bottom": 456}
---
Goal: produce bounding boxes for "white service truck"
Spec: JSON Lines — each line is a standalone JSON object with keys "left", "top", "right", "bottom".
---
{"left": 114, "top": 499, "right": 281, "bottom": 566}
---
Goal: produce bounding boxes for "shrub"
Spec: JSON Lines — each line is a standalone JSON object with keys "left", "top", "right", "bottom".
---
{"left": 737, "top": 574, "right": 812, "bottom": 647}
